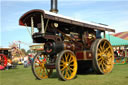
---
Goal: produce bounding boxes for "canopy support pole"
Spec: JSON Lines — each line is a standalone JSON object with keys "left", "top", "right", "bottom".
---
{"left": 41, "top": 14, "right": 45, "bottom": 34}
{"left": 31, "top": 17, "right": 34, "bottom": 35}
{"left": 103, "top": 31, "right": 106, "bottom": 38}
{"left": 25, "top": 23, "right": 32, "bottom": 38}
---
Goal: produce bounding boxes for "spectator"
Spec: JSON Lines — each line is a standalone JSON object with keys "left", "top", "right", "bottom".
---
{"left": 6, "top": 59, "right": 12, "bottom": 70}
{"left": 24, "top": 56, "right": 28, "bottom": 68}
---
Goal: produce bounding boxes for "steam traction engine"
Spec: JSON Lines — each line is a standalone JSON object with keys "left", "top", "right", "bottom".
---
{"left": 19, "top": 9, "right": 115, "bottom": 80}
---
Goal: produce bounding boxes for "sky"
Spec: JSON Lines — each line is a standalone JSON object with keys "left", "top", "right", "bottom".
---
{"left": 1, "top": 0, "right": 128, "bottom": 50}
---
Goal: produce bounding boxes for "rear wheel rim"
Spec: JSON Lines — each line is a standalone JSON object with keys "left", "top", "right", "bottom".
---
{"left": 96, "top": 40, "right": 114, "bottom": 73}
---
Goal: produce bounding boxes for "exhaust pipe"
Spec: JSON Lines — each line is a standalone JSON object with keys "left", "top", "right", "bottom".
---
{"left": 50, "top": 0, "right": 58, "bottom": 13}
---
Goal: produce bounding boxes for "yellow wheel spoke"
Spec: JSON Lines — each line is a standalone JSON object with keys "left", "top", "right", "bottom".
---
{"left": 64, "top": 69, "right": 67, "bottom": 78}
{"left": 107, "top": 54, "right": 113, "bottom": 59}
{"left": 68, "top": 67, "right": 72, "bottom": 74}
{"left": 69, "top": 59, "right": 74, "bottom": 64}
{"left": 60, "top": 64, "right": 65, "bottom": 67}
{"left": 107, "top": 57, "right": 112, "bottom": 61}
{"left": 98, "top": 49, "right": 102, "bottom": 53}
{"left": 61, "top": 70, "right": 65, "bottom": 75}
{"left": 42, "top": 68, "right": 48, "bottom": 78}
{"left": 60, "top": 59, "right": 65, "bottom": 64}
{"left": 60, "top": 66, "right": 66, "bottom": 71}
{"left": 67, "top": 71, "right": 70, "bottom": 78}
{"left": 103, "top": 61, "right": 107, "bottom": 66}
{"left": 103, "top": 46, "right": 111, "bottom": 53}
{"left": 98, "top": 57, "right": 102, "bottom": 61}
{"left": 64, "top": 53, "right": 67, "bottom": 62}
{"left": 67, "top": 68, "right": 70, "bottom": 78}
{"left": 65, "top": 53, "right": 70, "bottom": 62}
{"left": 101, "top": 63, "right": 105, "bottom": 71}
{"left": 35, "top": 68, "right": 40, "bottom": 75}
{"left": 65, "top": 68, "right": 69, "bottom": 78}
{"left": 103, "top": 41, "right": 107, "bottom": 47}
{"left": 106, "top": 63, "right": 111, "bottom": 66}
{"left": 98, "top": 60, "right": 103, "bottom": 66}
{"left": 99, "top": 44, "right": 103, "bottom": 52}
{"left": 69, "top": 64, "right": 74, "bottom": 67}
{"left": 106, "top": 51, "right": 112, "bottom": 56}
{"left": 69, "top": 55, "right": 72, "bottom": 62}
{"left": 42, "top": 68, "right": 46, "bottom": 73}
{"left": 102, "top": 41, "right": 107, "bottom": 50}
{"left": 69, "top": 67, "right": 74, "bottom": 71}
{"left": 98, "top": 53, "right": 102, "bottom": 56}
{"left": 36, "top": 67, "right": 42, "bottom": 76}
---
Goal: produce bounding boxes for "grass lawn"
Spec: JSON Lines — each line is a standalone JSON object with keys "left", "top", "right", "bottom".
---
{"left": 0, "top": 64, "right": 128, "bottom": 85}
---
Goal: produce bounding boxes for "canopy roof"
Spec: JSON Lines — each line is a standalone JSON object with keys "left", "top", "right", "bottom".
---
{"left": 0, "top": 48, "right": 11, "bottom": 51}
{"left": 112, "top": 31, "right": 128, "bottom": 40}
{"left": 19, "top": 9, "right": 115, "bottom": 32}
{"left": 105, "top": 34, "right": 128, "bottom": 46}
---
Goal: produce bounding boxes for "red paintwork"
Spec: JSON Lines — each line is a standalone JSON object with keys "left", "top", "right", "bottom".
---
{"left": 76, "top": 52, "right": 84, "bottom": 60}
{"left": 86, "top": 52, "right": 93, "bottom": 59}
{"left": 0, "top": 65, "right": 4, "bottom": 70}
{"left": 19, "top": 21, "right": 25, "bottom": 26}
{"left": 76, "top": 51, "right": 92, "bottom": 60}
{"left": 0, "top": 54, "right": 7, "bottom": 69}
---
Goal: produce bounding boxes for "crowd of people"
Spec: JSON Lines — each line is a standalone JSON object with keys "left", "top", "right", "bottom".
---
{"left": 114, "top": 48, "right": 128, "bottom": 58}
{"left": 23, "top": 55, "right": 34, "bottom": 68}
{"left": 3, "top": 54, "right": 34, "bottom": 70}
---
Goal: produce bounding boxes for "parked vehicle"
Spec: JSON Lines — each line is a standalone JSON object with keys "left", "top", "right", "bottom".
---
{"left": 0, "top": 48, "right": 17, "bottom": 70}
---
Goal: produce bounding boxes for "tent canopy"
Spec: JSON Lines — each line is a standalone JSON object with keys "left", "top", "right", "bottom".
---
{"left": 104, "top": 34, "right": 128, "bottom": 46}
{"left": 112, "top": 31, "right": 128, "bottom": 40}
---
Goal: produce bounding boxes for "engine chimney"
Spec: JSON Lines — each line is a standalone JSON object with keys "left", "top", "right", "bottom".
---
{"left": 50, "top": 0, "right": 58, "bottom": 13}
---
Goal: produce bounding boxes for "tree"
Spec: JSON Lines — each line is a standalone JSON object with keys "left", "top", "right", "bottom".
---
{"left": 21, "top": 49, "right": 27, "bottom": 55}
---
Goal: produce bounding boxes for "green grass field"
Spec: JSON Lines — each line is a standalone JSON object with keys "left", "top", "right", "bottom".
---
{"left": 0, "top": 64, "right": 128, "bottom": 85}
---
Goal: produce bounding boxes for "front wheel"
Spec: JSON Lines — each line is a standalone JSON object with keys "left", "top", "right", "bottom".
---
{"left": 32, "top": 53, "right": 53, "bottom": 79}
{"left": 56, "top": 50, "right": 78, "bottom": 81}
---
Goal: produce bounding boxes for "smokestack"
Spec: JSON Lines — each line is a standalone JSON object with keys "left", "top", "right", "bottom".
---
{"left": 50, "top": 0, "right": 58, "bottom": 13}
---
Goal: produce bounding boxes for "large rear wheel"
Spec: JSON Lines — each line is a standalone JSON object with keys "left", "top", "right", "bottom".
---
{"left": 32, "top": 53, "right": 53, "bottom": 79}
{"left": 56, "top": 50, "right": 78, "bottom": 81}
{"left": 91, "top": 39, "right": 114, "bottom": 74}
